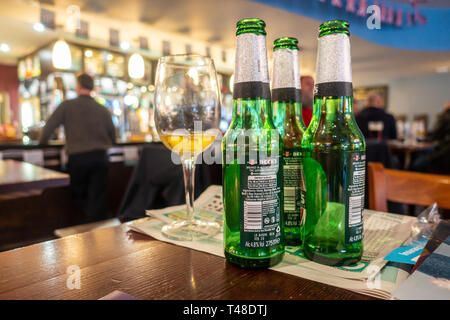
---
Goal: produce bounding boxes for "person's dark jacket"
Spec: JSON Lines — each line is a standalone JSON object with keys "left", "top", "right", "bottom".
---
{"left": 355, "top": 106, "right": 397, "bottom": 140}
{"left": 430, "top": 109, "right": 450, "bottom": 145}
{"left": 39, "top": 95, "right": 116, "bottom": 155}
{"left": 426, "top": 108, "right": 450, "bottom": 174}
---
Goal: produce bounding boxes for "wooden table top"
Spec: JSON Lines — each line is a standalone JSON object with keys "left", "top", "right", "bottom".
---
{"left": 0, "top": 159, "right": 69, "bottom": 193}
{"left": 0, "top": 222, "right": 375, "bottom": 300}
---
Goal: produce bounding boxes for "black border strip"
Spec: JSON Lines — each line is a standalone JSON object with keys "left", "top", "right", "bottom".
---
{"left": 272, "top": 88, "right": 301, "bottom": 102}
{"left": 233, "top": 81, "right": 271, "bottom": 100}
{"left": 314, "top": 82, "right": 353, "bottom": 97}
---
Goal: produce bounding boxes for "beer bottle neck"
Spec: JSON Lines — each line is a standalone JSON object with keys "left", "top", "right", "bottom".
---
{"left": 272, "top": 48, "right": 301, "bottom": 105}
{"left": 272, "top": 48, "right": 304, "bottom": 133}
{"left": 306, "top": 96, "right": 355, "bottom": 145}
{"left": 314, "top": 96, "right": 354, "bottom": 117}
{"left": 272, "top": 100, "right": 303, "bottom": 135}
{"left": 312, "top": 33, "right": 354, "bottom": 129}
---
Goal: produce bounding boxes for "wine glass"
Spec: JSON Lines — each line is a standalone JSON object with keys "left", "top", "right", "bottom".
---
{"left": 154, "top": 54, "right": 221, "bottom": 241}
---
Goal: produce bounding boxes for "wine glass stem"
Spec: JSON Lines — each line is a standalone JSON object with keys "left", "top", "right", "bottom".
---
{"left": 182, "top": 157, "right": 196, "bottom": 224}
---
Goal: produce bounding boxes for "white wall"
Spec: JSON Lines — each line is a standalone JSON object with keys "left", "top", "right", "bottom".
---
{"left": 356, "top": 72, "right": 450, "bottom": 129}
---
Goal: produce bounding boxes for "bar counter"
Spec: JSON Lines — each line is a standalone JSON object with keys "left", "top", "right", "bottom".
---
{"left": 0, "top": 159, "right": 69, "bottom": 193}
{"left": 0, "top": 138, "right": 154, "bottom": 150}
{"left": 0, "top": 139, "right": 154, "bottom": 251}
{"left": 0, "top": 139, "right": 157, "bottom": 167}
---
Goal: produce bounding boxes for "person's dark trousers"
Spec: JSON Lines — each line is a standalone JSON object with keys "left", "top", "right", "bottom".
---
{"left": 67, "top": 150, "right": 109, "bottom": 223}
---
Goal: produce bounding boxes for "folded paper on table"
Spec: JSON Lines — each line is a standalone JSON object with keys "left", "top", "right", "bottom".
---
{"left": 129, "top": 185, "right": 416, "bottom": 299}
{"left": 393, "top": 236, "right": 450, "bottom": 300}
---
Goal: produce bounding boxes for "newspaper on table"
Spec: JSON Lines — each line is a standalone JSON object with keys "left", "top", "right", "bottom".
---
{"left": 128, "top": 185, "right": 416, "bottom": 299}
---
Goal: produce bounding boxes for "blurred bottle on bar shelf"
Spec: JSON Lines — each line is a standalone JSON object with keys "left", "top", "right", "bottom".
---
{"left": 367, "top": 121, "right": 384, "bottom": 140}
{"left": 222, "top": 18, "right": 284, "bottom": 268}
{"left": 271, "top": 37, "right": 306, "bottom": 246}
{"left": 301, "top": 20, "right": 366, "bottom": 266}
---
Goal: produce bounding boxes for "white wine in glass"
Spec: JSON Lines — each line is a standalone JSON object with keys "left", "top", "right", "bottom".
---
{"left": 154, "top": 54, "right": 221, "bottom": 241}
{"left": 159, "top": 132, "right": 217, "bottom": 160}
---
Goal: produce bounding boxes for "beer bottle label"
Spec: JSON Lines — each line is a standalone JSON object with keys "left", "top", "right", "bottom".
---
{"left": 282, "top": 148, "right": 304, "bottom": 228}
{"left": 345, "top": 152, "right": 365, "bottom": 244}
{"left": 240, "top": 156, "right": 282, "bottom": 249}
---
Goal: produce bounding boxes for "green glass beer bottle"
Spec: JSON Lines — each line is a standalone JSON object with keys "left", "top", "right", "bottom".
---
{"left": 271, "top": 37, "right": 306, "bottom": 246}
{"left": 222, "top": 18, "right": 284, "bottom": 268}
{"left": 301, "top": 20, "right": 366, "bottom": 266}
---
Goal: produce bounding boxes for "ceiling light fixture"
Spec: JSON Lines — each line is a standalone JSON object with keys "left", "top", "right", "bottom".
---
{"left": 128, "top": 53, "right": 145, "bottom": 79}
{"left": 0, "top": 43, "right": 10, "bottom": 53}
{"left": 436, "top": 65, "right": 449, "bottom": 73}
{"left": 52, "top": 40, "right": 72, "bottom": 70}
{"left": 120, "top": 41, "right": 130, "bottom": 51}
{"left": 33, "top": 22, "right": 46, "bottom": 33}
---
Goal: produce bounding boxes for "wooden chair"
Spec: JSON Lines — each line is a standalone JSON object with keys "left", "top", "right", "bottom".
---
{"left": 368, "top": 162, "right": 450, "bottom": 212}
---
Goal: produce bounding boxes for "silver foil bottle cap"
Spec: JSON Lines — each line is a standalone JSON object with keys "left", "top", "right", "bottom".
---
{"left": 234, "top": 33, "right": 269, "bottom": 84}
{"left": 315, "top": 33, "right": 352, "bottom": 84}
{"left": 272, "top": 48, "right": 301, "bottom": 89}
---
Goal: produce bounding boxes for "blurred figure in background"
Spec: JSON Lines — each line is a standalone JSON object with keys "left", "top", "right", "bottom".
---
{"left": 353, "top": 99, "right": 361, "bottom": 116}
{"left": 40, "top": 73, "right": 116, "bottom": 222}
{"left": 301, "top": 75, "right": 314, "bottom": 127}
{"left": 412, "top": 102, "right": 450, "bottom": 175}
{"left": 356, "top": 90, "right": 397, "bottom": 140}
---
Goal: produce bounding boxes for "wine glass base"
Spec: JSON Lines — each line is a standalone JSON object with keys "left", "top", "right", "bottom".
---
{"left": 161, "top": 219, "right": 221, "bottom": 241}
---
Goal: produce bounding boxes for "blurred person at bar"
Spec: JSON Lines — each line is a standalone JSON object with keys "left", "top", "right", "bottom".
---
{"left": 355, "top": 90, "right": 397, "bottom": 140}
{"left": 412, "top": 102, "right": 450, "bottom": 175}
{"left": 39, "top": 73, "right": 116, "bottom": 222}
{"left": 301, "top": 75, "right": 314, "bottom": 127}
